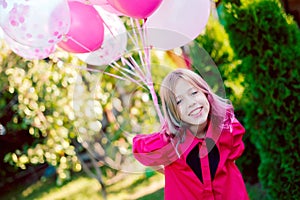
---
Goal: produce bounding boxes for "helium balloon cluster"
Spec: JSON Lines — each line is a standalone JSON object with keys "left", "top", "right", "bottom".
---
{"left": 0, "top": 0, "right": 211, "bottom": 65}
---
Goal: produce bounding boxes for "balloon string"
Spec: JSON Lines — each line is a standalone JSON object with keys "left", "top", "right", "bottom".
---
{"left": 120, "top": 58, "right": 146, "bottom": 85}
{"left": 127, "top": 55, "right": 147, "bottom": 81}
{"left": 101, "top": 16, "right": 115, "bottom": 39}
{"left": 74, "top": 65, "right": 146, "bottom": 89}
{"left": 135, "top": 19, "right": 150, "bottom": 74}
{"left": 133, "top": 18, "right": 164, "bottom": 124}
{"left": 133, "top": 19, "right": 148, "bottom": 72}
{"left": 128, "top": 18, "right": 149, "bottom": 74}
{"left": 139, "top": 21, "right": 152, "bottom": 81}
{"left": 65, "top": 35, "right": 93, "bottom": 52}
{"left": 111, "top": 60, "right": 145, "bottom": 82}
{"left": 138, "top": 19, "right": 164, "bottom": 124}
{"left": 72, "top": 16, "right": 164, "bottom": 124}
{"left": 126, "top": 31, "right": 139, "bottom": 50}
{"left": 134, "top": 19, "right": 151, "bottom": 84}
{"left": 129, "top": 18, "right": 140, "bottom": 49}
{"left": 109, "top": 62, "right": 147, "bottom": 90}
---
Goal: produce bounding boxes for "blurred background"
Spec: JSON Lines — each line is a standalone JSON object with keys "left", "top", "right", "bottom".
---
{"left": 0, "top": 0, "right": 299, "bottom": 199}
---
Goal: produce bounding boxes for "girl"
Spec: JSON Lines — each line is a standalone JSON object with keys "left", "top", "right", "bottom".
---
{"left": 133, "top": 68, "right": 249, "bottom": 200}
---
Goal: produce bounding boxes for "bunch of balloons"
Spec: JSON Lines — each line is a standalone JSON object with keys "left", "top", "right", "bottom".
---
{"left": 0, "top": 0, "right": 210, "bottom": 66}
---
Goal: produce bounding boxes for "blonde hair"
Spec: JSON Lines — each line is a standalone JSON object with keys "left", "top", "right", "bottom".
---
{"left": 160, "top": 68, "right": 232, "bottom": 143}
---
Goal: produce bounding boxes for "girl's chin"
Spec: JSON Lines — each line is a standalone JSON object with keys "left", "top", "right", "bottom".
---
{"left": 182, "top": 113, "right": 209, "bottom": 126}
{"left": 186, "top": 118, "right": 208, "bottom": 126}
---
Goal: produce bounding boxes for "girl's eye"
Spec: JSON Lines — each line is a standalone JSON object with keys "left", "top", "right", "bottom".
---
{"left": 191, "top": 91, "right": 198, "bottom": 95}
{"left": 176, "top": 99, "right": 182, "bottom": 105}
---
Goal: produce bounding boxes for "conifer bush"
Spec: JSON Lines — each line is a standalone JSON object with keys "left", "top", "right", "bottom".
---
{"left": 222, "top": 0, "right": 300, "bottom": 199}
{"left": 191, "top": 17, "right": 260, "bottom": 183}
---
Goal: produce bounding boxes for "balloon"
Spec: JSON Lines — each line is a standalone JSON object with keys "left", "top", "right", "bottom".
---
{"left": 68, "top": 0, "right": 107, "bottom": 4}
{"left": 107, "top": 0, "right": 162, "bottom": 19}
{"left": 0, "top": 0, "right": 70, "bottom": 48}
{"left": 146, "top": 0, "right": 211, "bottom": 50}
{"left": 68, "top": 0, "right": 124, "bottom": 15}
{"left": 97, "top": 2, "right": 124, "bottom": 15}
{"left": 0, "top": 27, "right": 3, "bottom": 39}
{"left": 76, "top": 6, "right": 127, "bottom": 66}
{"left": 3, "top": 32, "right": 55, "bottom": 60}
{"left": 58, "top": 1, "right": 104, "bottom": 53}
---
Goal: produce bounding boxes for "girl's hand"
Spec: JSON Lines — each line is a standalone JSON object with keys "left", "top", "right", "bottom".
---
{"left": 161, "top": 119, "right": 170, "bottom": 135}
{"left": 161, "top": 120, "right": 175, "bottom": 140}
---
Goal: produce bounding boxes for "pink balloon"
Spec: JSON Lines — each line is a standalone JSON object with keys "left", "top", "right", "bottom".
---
{"left": 76, "top": 7, "right": 127, "bottom": 66}
{"left": 58, "top": 2, "right": 104, "bottom": 53}
{"left": 146, "top": 0, "right": 211, "bottom": 50}
{"left": 107, "top": 0, "right": 162, "bottom": 19}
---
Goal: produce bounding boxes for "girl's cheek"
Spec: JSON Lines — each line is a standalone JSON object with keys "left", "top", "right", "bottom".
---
{"left": 178, "top": 106, "right": 184, "bottom": 115}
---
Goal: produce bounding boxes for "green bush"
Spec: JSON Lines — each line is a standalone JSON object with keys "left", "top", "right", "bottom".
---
{"left": 222, "top": 0, "right": 300, "bottom": 199}
{"left": 191, "top": 17, "right": 261, "bottom": 184}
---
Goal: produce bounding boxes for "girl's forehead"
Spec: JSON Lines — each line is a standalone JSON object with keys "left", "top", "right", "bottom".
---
{"left": 175, "top": 78, "right": 190, "bottom": 87}
{"left": 174, "top": 79, "right": 195, "bottom": 96}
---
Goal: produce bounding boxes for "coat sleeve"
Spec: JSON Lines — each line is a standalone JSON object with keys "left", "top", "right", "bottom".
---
{"left": 223, "top": 110, "right": 246, "bottom": 160}
{"left": 132, "top": 128, "right": 178, "bottom": 167}
{"left": 228, "top": 117, "right": 246, "bottom": 160}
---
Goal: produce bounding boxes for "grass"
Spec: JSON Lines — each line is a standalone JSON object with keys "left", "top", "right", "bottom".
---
{"left": 1, "top": 171, "right": 266, "bottom": 200}
{"left": 1, "top": 171, "right": 165, "bottom": 200}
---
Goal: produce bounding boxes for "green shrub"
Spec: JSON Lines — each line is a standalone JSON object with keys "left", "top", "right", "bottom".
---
{"left": 191, "top": 17, "right": 260, "bottom": 184}
{"left": 222, "top": 0, "right": 300, "bottom": 199}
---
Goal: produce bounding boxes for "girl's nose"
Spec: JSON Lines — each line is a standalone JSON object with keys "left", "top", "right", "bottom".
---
{"left": 188, "top": 101, "right": 196, "bottom": 108}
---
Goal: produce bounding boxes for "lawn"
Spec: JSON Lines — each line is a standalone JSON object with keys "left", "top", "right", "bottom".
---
{"left": 1, "top": 170, "right": 266, "bottom": 200}
{"left": 1, "top": 170, "right": 165, "bottom": 200}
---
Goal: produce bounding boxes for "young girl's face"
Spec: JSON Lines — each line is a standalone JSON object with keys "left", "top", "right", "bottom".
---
{"left": 174, "top": 78, "right": 210, "bottom": 128}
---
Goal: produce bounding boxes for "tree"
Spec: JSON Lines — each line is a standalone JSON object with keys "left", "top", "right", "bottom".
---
{"left": 0, "top": 36, "right": 173, "bottom": 198}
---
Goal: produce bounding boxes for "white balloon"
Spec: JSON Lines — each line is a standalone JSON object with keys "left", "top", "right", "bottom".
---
{"left": 68, "top": 0, "right": 123, "bottom": 15}
{"left": 0, "top": 27, "right": 3, "bottom": 39}
{"left": 4, "top": 32, "right": 55, "bottom": 60}
{"left": 145, "top": 0, "right": 211, "bottom": 50}
{"left": 76, "top": 6, "right": 127, "bottom": 66}
{"left": 0, "top": 0, "right": 70, "bottom": 48}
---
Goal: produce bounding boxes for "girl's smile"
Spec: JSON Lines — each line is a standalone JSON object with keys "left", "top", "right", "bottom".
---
{"left": 189, "top": 106, "right": 203, "bottom": 117}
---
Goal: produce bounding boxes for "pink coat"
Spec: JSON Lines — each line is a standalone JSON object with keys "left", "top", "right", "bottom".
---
{"left": 133, "top": 111, "right": 249, "bottom": 200}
